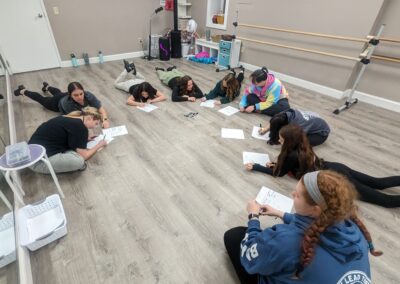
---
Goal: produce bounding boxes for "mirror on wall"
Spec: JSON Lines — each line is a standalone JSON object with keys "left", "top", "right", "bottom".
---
{"left": 206, "top": 0, "right": 230, "bottom": 30}
{"left": 0, "top": 52, "right": 18, "bottom": 284}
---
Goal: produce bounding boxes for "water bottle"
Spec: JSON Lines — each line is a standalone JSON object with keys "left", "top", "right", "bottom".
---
{"left": 98, "top": 51, "right": 104, "bottom": 64}
{"left": 70, "top": 53, "right": 78, "bottom": 67}
{"left": 83, "top": 53, "right": 90, "bottom": 65}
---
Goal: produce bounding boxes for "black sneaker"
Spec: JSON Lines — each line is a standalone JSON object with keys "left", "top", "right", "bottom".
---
{"left": 13, "top": 85, "right": 25, "bottom": 96}
{"left": 42, "top": 81, "right": 49, "bottom": 92}
{"left": 129, "top": 62, "right": 137, "bottom": 75}
{"left": 166, "top": 65, "right": 176, "bottom": 71}
{"left": 155, "top": 67, "right": 165, "bottom": 71}
{"left": 123, "top": 60, "right": 132, "bottom": 73}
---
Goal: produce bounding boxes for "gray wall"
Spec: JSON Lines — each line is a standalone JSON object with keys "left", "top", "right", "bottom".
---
{"left": 191, "top": 0, "right": 399, "bottom": 103}
{"left": 43, "top": 0, "right": 173, "bottom": 60}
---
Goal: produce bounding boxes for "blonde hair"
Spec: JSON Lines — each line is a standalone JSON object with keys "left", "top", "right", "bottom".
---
{"left": 65, "top": 107, "right": 102, "bottom": 121}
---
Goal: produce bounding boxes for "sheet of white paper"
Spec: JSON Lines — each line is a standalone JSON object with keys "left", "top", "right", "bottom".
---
{"left": 137, "top": 104, "right": 158, "bottom": 112}
{"left": 26, "top": 207, "right": 64, "bottom": 242}
{"left": 218, "top": 106, "right": 239, "bottom": 116}
{"left": 256, "top": 186, "right": 294, "bottom": 213}
{"left": 221, "top": 128, "right": 245, "bottom": 139}
{"left": 102, "top": 125, "right": 128, "bottom": 138}
{"left": 87, "top": 134, "right": 114, "bottom": 149}
{"left": 200, "top": 100, "right": 215, "bottom": 108}
{"left": 0, "top": 227, "right": 15, "bottom": 256}
{"left": 243, "top": 152, "right": 270, "bottom": 165}
{"left": 252, "top": 126, "right": 270, "bottom": 141}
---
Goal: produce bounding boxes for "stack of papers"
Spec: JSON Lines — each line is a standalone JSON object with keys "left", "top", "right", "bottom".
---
{"left": 102, "top": 125, "right": 128, "bottom": 138}
{"left": 218, "top": 106, "right": 239, "bottom": 116}
{"left": 137, "top": 104, "right": 158, "bottom": 112}
{"left": 252, "top": 126, "right": 270, "bottom": 141}
{"left": 87, "top": 134, "right": 114, "bottom": 149}
{"left": 256, "top": 186, "right": 294, "bottom": 213}
{"left": 200, "top": 100, "right": 215, "bottom": 108}
{"left": 221, "top": 128, "right": 245, "bottom": 139}
{"left": 242, "top": 152, "right": 270, "bottom": 165}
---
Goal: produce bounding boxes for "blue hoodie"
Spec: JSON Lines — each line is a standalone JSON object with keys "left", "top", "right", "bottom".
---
{"left": 240, "top": 213, "right": 371, "bottom": 284}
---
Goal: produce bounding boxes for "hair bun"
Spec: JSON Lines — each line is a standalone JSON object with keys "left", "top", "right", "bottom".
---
{"left": 262, "top": 67, "right": 269, "bottom": 74}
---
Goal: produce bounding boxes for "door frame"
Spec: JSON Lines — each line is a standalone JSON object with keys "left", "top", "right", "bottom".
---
{"left": 39, "top": 0, "right": 62, "bottom": 68}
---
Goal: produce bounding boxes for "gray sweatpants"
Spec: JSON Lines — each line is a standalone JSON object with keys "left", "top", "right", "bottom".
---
{"left": 30, "top": 151, "right": 85, "bottom": 174}
{"left": 114, "top": 70, "right": 146, "bottom": 93}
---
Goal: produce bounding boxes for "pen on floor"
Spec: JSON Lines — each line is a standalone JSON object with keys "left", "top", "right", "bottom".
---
{"left": 260, "top": 123, "right": 262, "bottom": 128}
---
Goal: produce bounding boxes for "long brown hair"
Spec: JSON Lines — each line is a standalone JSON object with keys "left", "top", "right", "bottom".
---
{"left": 295, "top": 170, "right": 382, "bottom": 278}
{"left": 221, "top": 73, "right": 240, "bottom": 102}
{"left": 178, "top": 75, "right": 195, "bottom": 96}
{"left": 274, "top": 124, "right": 319, "bottom": 178}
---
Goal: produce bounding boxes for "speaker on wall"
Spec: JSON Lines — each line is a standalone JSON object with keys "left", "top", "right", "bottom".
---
{"left": 171, "top": 30, "right": 182, "bottom": 58}
{"left": 159, "top": 37, "right": 170, "bottom": 61}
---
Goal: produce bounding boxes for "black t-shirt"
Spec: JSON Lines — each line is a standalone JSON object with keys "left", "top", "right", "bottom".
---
{"left": 128, "top": 82, "right": 157, "bottom": 102}
{"left": 28, "top": 116, "right": 88, "bottom": 157}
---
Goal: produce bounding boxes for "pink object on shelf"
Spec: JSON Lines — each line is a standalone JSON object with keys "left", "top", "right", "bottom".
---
{"left": 195, "top": 51, "right": 210, "bottom": 59}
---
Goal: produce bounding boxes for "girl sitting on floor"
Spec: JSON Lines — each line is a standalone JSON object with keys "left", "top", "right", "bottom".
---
{"left": 239, "top": 67, "right": 290, "bottom": 116}
{"left": 245, "top": 124, "right": 400, "bottom": 208}
{"left": 14, "top": 82, "right": 110, "bottom": 128}
{"left": 114, "top": 60, "right": 166, "bottom": 107}
{"left": 28, "top": 107, "right": 106, "bottom": 174}
{"left": 156, "top": 66, "right": 204, "bottom": 102}
{"left": 224, "top": 170, "right": 381, "bottom": 284}
{"left": 259, "top": 108, "right": 330, "bottom": 146}
{"left": 201, "top": 68, "right": 244, "bottom": 105}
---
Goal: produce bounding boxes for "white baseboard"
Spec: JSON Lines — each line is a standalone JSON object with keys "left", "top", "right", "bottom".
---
{"left": 60, "top": 51, "right": 144, "bottom": 68}
{"left": 239, "top": 61, "right": 400, "bottom": 113}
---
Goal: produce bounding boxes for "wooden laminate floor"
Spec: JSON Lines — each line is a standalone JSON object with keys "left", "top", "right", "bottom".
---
{"left": 8, "top": 59, "right": 400, "bottom": 284}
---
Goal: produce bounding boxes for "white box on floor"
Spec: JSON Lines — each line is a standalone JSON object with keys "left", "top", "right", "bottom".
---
{"left": 18, "top": 194, "right": 67, "bottom": 251}
{"left": 0, "top": 212, "right": 16, "bottom": 268}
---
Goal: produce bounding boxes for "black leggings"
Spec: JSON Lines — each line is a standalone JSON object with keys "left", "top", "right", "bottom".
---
{"left": 236, "top": 72, "right": 245, "bottom": 86}
{"left": 324, "top": 161, "right": 400, "bottom": 208}
{"left": 307, "top": 133, "right": 328, "bottom": 147}
{"left": 224, "top": 227, "right": 258, "bottom": 284}
{"left": 246, "top": 94, "right": 290, "bottom": 116}
{"left": 24, "top": 86, "right": 66, "bottom": 112}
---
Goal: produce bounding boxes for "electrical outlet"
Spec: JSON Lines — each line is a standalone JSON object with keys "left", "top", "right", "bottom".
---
{"left": 53, "top": 6, "right": 59, "bottom": 15}
{"left": 138, "top": 38, "right": 143, "bottom": 44}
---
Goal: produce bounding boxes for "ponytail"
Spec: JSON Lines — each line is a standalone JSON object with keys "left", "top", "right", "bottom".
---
{"left": 250, "top": 66, "right": 269, "bottom": 84}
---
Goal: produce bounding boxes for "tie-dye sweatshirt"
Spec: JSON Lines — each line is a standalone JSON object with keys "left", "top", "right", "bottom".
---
{"left": 239, "top": 74, "right": 289, "bottom": 111}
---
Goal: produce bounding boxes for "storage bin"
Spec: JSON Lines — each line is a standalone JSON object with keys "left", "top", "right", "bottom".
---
{"left": 219, "top": 40, "right": 232, "bottom": 50}
{"left": 18, "top": 194, "right": 67, "bottom": 251}
{"left": 218, "top": 53, "right": 230, "bottom": 67}
{"left": 0, "top": 212, "right": 16, "bottom": 268}
{"left": 5, "top": 141, "right": 31, "bottom": 167}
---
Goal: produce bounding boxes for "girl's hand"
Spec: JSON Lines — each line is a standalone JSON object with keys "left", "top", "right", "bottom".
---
{"left": 239, "top": 107, "right": 245, "bottom": 112}
{"left": 200, "top": 97, "right": 207, "bottom": 102}
{"left": 258, "top": 127, "right": 268, "bottom": 135}
{"left": 245, "top": 163, "right": 254, "bottom": 171}
{"left": 245, "top": 105, "right": 255, "bottom": 113}
{"left": 247, "top": 200, "right": 261, "bottom": 215}
{"left": 188, "top": 97, "right": 196, "bottom": 102}
{"left": 147, "top": 99, "right": 153, "bottom": 104}
{"left": 102, "top": 120, "right": 110, "bottom": 129}
{"left": 266, "top": 162, "right": 276, "bottom": 168}
{"left": 259, "top": 204, "right": 283, "bottom": 218}
{"left": 139, "top": 103, "right": 145, "bottom": 107}
{"left": 215, "top": 100, "right": 221, "bottom": 105}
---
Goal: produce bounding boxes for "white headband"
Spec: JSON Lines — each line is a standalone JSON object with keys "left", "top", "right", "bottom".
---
{"left": 303, "top": 171, "right": 326, "bottom": 207}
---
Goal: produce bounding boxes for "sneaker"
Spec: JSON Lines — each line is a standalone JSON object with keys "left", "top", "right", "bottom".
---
{"left": 41, "top": 81, "right": 49, "bottom": 92}
{"left": 155, "top": 67, "right": 165, "bottom": 71}
{"left": 166, "top": 65, "right": 176, "bottom": 72}
{"left": 123, "top": 60, "right": 132, "bottom": 73}
{"left": 13, "top": 85, "right": 25, "bottom": 96}
{"left": 129, "top": 62, "right": 137, "bottom": 75}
